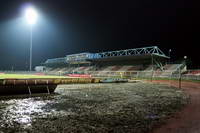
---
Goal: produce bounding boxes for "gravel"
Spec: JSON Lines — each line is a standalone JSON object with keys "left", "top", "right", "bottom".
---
{"left": 0, "top": 82, "right": 188, "bottom": 133}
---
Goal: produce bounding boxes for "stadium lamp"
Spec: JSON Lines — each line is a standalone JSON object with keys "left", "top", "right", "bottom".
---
{"left": 25, "top": 7, "right": 38, "bottom": 25}
{"left": 25, "top": 6, "right": 38, "bottom": 71}
{"left": 184, "top": 56, "right": 187, "bottom": 59}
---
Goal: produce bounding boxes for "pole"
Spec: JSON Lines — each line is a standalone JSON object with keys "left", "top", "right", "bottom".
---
{"left": 151, "top": 54, "right": 154, "bottom": 70}
{"left": 169, "top": 49, "right": 171, "bottom": 64}
{"left": 179, "top": 68, "right": 182, "bottom": 89}
{"left": 151, "top": 54, "right": 154, "bottom": 82}
{"left": 30, "top": 26, "right": 33, "bottom": 71}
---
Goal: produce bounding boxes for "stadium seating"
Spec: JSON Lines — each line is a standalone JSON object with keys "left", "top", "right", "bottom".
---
{"left": 111, "top": 66, "right": 123, "bottom": 71}
{"left": 184, "top": 70, "right": 200, "bottom": 76}
{"left": 43, "top": 63, "right": 184, "bottom": 79}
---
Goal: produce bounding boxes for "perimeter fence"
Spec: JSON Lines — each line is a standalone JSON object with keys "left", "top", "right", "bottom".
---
{"left": 86, "top": 69, "right": 200, "bottom": 89}
{"left": 86, "top": 69, "right": 200, "bottom": 82}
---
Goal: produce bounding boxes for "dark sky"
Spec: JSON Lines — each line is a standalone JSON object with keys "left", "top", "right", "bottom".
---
{"left": 0, "top": 0, "right": 199, "bottom": 70}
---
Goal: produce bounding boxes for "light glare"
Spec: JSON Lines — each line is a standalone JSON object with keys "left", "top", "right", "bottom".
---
{"left": 25, "top": 7, "right": 38, "bottom": 25}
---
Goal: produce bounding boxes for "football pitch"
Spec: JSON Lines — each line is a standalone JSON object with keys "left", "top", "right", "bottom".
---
{"left": 0, "top": 73, "right": 67, "bottom": 79}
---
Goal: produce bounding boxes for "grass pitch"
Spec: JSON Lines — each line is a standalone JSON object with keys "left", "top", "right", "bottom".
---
{"left": 0, "top": 73, "right": 68, "bottom": 79}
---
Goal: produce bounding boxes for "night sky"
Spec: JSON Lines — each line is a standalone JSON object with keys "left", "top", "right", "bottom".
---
{"left": 0, "top": 0, "right": 198, "bottom": 70}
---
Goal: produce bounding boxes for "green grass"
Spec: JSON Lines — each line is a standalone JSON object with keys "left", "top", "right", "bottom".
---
{"left": 0, "top": 74, "right": 68, "bottom": 79}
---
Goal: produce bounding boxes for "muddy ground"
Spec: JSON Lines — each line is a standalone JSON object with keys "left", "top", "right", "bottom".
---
{"left": 0, "top": 82, "right": 188, "bottom": 133}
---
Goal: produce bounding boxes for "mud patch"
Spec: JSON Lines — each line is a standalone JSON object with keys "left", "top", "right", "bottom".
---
{"left": 0, "top": 83, "right": 188, "bottom": 133}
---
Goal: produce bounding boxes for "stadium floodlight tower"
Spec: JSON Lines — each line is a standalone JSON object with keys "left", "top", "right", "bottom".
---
{"left": 25, "top": 6, "right": 38, "bottom": 71}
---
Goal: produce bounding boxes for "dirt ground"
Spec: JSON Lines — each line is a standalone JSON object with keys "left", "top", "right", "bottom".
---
{"left": 0, "top": 82, "right": 187, "bottom": 133}
{"left": 150, "top": 80, "right": 200, "bottom": 133}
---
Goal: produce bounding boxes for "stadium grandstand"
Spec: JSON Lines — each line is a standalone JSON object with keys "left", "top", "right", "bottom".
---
{"left": 36, "top": 46, "right": 187, "bottom": 78}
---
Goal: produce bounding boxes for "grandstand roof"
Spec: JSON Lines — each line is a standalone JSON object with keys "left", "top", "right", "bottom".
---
{"left": 90, "top": 46, "right": 169, "bottom": 60}
{"left": 43, "top": 46, "right": 168, "bottom": 65}
{"left": 66, "top": 52, "right": 92, "bottom": 57}
{"left": 89, "top": 53, "right": 167, "bottom": 62}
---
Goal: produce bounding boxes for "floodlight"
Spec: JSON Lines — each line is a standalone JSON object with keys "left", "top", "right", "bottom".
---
{"left": 184, "top": 56, "right": 187, "bottom": 59}
{"left": 25, "top": 7, "right": 38, "bottom": 25}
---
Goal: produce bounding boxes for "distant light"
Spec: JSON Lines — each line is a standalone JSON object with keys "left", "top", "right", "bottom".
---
{"left": 169, "top": 49, "right": 172, "bottom": 52}
{"left": 184, "top": 56, "right": 187, "bottom": 59}
{"left": 25, "top": 7, "right": 38, "bottom": 25}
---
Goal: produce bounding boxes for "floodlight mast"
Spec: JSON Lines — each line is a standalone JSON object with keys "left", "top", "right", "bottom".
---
{"left": 30, "top": 25, "right": 33, "bottom": 71}
{"left": 25, "top": 7, "right": 38, "bottom": 71}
